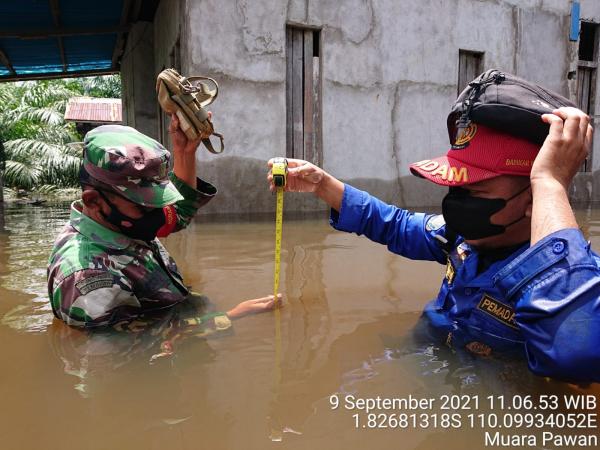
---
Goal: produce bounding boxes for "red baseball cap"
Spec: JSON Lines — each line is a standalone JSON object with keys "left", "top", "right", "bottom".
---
{"left": 409, "top": 123, "right": 540, "bottom": 186}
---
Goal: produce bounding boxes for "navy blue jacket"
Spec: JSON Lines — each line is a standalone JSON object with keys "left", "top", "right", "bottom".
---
{"left": 331, "top": 184, "right": 600, "bottom": 382}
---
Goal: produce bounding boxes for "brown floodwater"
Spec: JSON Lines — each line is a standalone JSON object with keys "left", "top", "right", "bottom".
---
{"left": 0, "top": 201, "right": 598, "bottom": 450}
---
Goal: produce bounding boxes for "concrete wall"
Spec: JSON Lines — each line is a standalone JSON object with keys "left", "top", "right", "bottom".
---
{"left": 140, "top": 0, "right": 600, "bottom": 213}
{"left": 121, "top": 22, "right": 158, "bottom": 139}
{"left": 154, "top": 0, "right": 182, "bottom": 74}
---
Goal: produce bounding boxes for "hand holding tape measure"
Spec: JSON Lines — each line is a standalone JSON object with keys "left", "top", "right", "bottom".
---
{"left": 269, "top": 158, "right": 325, "bottom": 193}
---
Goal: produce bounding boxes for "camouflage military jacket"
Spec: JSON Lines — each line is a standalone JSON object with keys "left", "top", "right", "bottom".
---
{"left": 47, "top": 173, "right": 215, "bottom": 327}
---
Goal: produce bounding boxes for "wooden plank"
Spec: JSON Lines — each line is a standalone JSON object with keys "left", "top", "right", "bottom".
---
{"left": 458, "top": 52, "right": 466, "bottom": 94}
{"left": 111, "top": 0, "right": 134, "bottom": 68}
{"left": 131, "top": 0, "right": 143, "bottom": 22}
{"left": 466, "top": 54, "right": 474, "bottom": 84}
{"left": 466, "top": 53, "right": 476, "bottom": 84}
{"left": 578, "top": 67, "right": 591, "bottom": 113}
{"left": 588, "top": 69, "right": 597, "bottom": 170}
{"left": 292, "top": 29, "right": 304, "bottom": 159}
{"left": 49, "top": 0, "right": 61, "bottom": 23}
{"left": 313, "top": 53, "right": 321, "bottom": 167}
{"left": 0, "top": 48, "right": 15, "bottom": 75}
{"left": 583, "top": 70, "right": 591, "bottom": 113}
{"left": 48, "top": 0, "right": 67, "bottom": 72}
{"left": 0, "top": 25, "right": 129, "bottom": 39}
{"left": 286, "top": 28, "right": 293, "bottom": 157}
{"left": 57, "top": 39, "right": 67, "bottom": 72}
{"left": 458, "top": 51, "right": 483, "bottom": 94}
{"left": 0, "top": 68, "right": 117, "bottom": 82}
{"left": 303, "top": 30, "right": 314, "bottom": 164}
{"left": 576, "top": 66, "right": 594, "bottom": 171}
{"left": 577, "top": 68, "right": 584, "bottom": 109}
{"left": 578, "top": 60, "right": 598, "bottom": 69}
{"left": 470, "top": 54, "right": 477, "bottom": 80}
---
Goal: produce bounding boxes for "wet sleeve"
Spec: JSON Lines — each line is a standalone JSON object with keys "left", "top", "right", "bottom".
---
{"left": 51, "top": 269, "right": 142, "bottom": 328}
{"left": 329, "top": 184, "right": 447, "bottom": 263}
{"left": 164, "top": 172, "right": 217, "bottom": 233}
{"left": 494, "top": 228, "right": 600, "bottom": 382}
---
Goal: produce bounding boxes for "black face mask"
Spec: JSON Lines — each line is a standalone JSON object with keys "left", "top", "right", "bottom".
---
{"left": 97, "top": 190, "right": 165, "bottom": 242}
{"left": 442, "top": 184, "right": 530, "bottom": 240}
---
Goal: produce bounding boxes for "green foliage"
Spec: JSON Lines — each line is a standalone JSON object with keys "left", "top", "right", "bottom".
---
{"left": 0, "top": 75, "right": 121, "bottom": 192}
{"left": 78, "top": 75, "right": 122, "bottom": 98}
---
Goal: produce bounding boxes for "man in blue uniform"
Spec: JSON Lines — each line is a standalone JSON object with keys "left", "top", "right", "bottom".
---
{"left": 268, "top": 106, "right": 600, "bottom": 382}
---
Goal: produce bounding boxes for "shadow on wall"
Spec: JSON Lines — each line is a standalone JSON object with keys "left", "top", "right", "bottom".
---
{"left": 194, "top": 156, "right": 446, "bottom": 215}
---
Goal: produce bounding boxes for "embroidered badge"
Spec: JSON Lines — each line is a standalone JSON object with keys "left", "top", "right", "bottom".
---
{"left": 452, "top": 123, "right": 477, "bottom": 149}
{"left": 425, "top": 215, "right": 445, "bottom": 232}
{"left": 477, "top": 294, "right": 518, "bottom": 329}
{"left": 75, "top": 273, "right": 114, "bottom": 295}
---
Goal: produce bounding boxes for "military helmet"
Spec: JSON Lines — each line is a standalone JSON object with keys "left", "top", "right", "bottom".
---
{"left": 79, "top": 125, "right": 183, "bottom": 207}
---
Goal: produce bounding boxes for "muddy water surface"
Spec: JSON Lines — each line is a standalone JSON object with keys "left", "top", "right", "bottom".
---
{"left": 0, "top": 202, "right": 598, "bottom": 450}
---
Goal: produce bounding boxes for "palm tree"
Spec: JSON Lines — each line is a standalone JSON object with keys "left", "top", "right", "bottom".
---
{"left": 78, "top": 75, "right": 121, "bottom": 98}
{"left": 0, "top": 75, "right": 121, "bottom": 193}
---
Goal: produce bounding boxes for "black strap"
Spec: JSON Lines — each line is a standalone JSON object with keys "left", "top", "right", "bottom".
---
{"left": 441, "top": 227, "right": 458, "bottom": 254}
{"left": 202, "top": 132, "right": 224, "bottom": 154}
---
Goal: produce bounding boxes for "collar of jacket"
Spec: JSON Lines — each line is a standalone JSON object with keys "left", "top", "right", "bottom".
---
{"left": 69, "top": 200, "right": 140, "bottom": 250}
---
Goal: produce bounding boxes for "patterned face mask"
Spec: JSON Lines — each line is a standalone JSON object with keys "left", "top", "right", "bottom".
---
{"left": 442, "top": 184, "right": 530, "bottom": 240}
{"left": 97, "top": 190, "right": 166, "bottom": 242}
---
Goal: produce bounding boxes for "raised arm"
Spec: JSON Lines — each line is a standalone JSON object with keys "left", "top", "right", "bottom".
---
{"left": 267, "top": 158, "right": 448, "bottom": 263}
{"left": 512, "top": 107, "right": 600, "bottom": 381}
{"left": 170, "top": 113, "right": 202, "bottom": 188}
{"left": 529, "top": 107, "right": 593, "bottom": 245}
{"left": 267, "top": 158, "right": 345, "bottom": 211}
{"left": 157, "top": 114, "right": 217, "bottom": 236}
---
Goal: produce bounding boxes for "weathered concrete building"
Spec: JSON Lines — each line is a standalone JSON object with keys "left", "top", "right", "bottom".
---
{"left": 121, "top": 0, "right": 600, "bottom": 214}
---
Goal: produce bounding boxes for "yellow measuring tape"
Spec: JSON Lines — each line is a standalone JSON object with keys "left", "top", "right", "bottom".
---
{"left": 272, "top": 158, "right": 287, "bottom": 304}
{"left": 269, "top": 158, "right": 287, "bottom": 440}
{"left": 273, "top": 188, "right": 284, "bottom": 301}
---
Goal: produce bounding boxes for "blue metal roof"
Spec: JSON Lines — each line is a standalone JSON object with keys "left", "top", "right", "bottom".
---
{"left": 0, "top": 0, "right": 158, "bottom": 81}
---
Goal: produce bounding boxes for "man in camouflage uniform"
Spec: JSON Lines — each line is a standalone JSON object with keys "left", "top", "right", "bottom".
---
{"left": 47, "top": 118, "right": 277, "bottom": 332}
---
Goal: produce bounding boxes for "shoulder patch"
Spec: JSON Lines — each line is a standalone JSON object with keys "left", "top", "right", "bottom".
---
{"left": 425, "top": 215, "right": 445, "bottom": 232}
{"left": 477, "top": 294, "right": 518, "bottom": 329}
{"left": 75, "top": 273, "right": 114, "bottom": 295}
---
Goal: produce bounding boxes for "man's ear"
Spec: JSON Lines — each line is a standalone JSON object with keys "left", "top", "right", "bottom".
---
{"left": 82, "top": 189, "right": 102, "bottom": 212}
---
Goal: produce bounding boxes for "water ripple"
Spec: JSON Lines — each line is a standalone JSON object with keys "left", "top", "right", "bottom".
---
{"left": 1, "top": 203, "right": 70, "bottom": 332}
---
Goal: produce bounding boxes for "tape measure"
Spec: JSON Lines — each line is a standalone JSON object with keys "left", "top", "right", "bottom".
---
{"left": 270, "top": 158, "right": 287, "bottom": 440}
{"left": 272, "top": 158, "right": 287, "bottom": 304}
